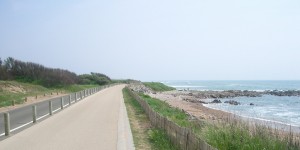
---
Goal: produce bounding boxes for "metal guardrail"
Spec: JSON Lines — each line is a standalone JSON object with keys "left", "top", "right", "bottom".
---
{"left": 0, "top": 84, "right": 119, "bottom": 137}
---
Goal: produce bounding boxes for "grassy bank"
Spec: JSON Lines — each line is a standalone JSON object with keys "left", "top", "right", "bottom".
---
{"left": 122, "top": 88, "right": 177, "bottom": 150}
{"left": 0, "top": 80, "right": 98, "bottom": 107}
{"left": 143, "top": 82, "right": 175, "bottom": 92}
{"left": 138, "top": 93, "right": 300, "bottom": 150}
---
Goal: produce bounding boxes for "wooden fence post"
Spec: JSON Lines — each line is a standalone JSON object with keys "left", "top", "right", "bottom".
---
{"left": 32, "top": 105, "right": 37, "bottom": 123}
{"left": 4, "top": 113, "right": 10, "bottom": 136}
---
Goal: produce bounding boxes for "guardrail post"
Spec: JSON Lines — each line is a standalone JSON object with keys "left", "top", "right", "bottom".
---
{"left": 80, "top": 91, "right": 82, "bottom": 99}
{"left": 49, "top": 101, "right": 53, "bottom": 115}
{"left": 61, "top": 97, "right": 64, "bottom": 109}
{"left": 69, "top": 95, "right": 71, "bottom": 105}
{"left": 32, "top": 105, "right": 37, "bottom": 123}
{"left": 4, "top": 113, "right": 10, "bottom": 136}
{"left": 75, "top": 92, "right": 77, "bottom": 102}
{"left": 12, "top": 100, "right": 15, "bottom": 106}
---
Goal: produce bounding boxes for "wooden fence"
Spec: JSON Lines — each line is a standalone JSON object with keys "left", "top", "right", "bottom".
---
{"left": 126, "top": 87, "right": 217, "bottom": 150}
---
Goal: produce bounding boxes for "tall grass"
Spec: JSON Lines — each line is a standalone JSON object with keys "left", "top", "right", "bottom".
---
{"left": 202, "top": 120, "right": 300, "bottom": 150}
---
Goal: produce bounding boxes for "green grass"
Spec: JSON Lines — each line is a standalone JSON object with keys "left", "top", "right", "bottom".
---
{"left": 138, "top": 93, "right": 300, "bottom": 150}
{"left": 148, "top": 129, "right": 178, "bottom": 150}
{"left": 123, "top": 88, "right": 177, "bottom": 150}
{"left": 143, "top": 82, "right": 176, "bottom": 92}
{"left": 202, "top": 121, "right": 300, "bottom": 150}
{"left": 61, "top": 84, "right": 99, "bottom": 92}
{"left": 0, "top": 80, "right": 99, "bottom": 107}
{"left": 139, "top": 94, "right": 202, "bottom": 133}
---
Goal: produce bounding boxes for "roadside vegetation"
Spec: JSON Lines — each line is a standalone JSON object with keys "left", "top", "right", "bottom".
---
{"left": 138, "top": 93, "right": 300, "bottom": 150}
{"left": 143, "top": 82, "right": 175, "bottom": 92}
{"left": 0, "top": 57, "right": 117, "bottom": 108}
{"left": 0, "top": 57, "right": 111, "bottom": 87}
{"left": 122, "top": 88, "right": 177, "bottom": 150}
{"left": 0, "top": 80, "right": 98, "bottom": 107}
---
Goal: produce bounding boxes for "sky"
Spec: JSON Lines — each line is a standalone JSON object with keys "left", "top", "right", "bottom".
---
{"left": 0, "top": 0, "right": 300, "bottom": 81}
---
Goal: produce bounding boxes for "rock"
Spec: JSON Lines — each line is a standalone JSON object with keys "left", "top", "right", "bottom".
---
{"left": 224, "top": 100, "right": 240, "bottom": 105}
{"left": 250, "top": 103, "right": 254, "bottom": 106}
{"left": 211, "top": 99, "right": 222, "bottom": 103}
{"left": 199, "top": 101, "right": 208, "bottom": 104}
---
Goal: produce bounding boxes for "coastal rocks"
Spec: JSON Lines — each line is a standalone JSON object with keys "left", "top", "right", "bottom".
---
{"left": 193, "top": 90, "right": 263, "bottom": 99}
{"left": 224, "top": 100, "right": 240, "bottom": 105}
{"left": 265, "top": 90, "right": 300, "bottom": 97}
{"left": 211, "top": 99, "right": 222, "bottom": 103}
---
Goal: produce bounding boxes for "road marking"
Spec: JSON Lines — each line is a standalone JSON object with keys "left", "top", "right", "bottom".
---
{"left": 10, "top": 121, "right": 33, "bottom": 132}
{"left": 37, "top": 114, "right": 49, "bottom": 120}
{"left": 53, "top": 108, "right": 60, "bottom": 113}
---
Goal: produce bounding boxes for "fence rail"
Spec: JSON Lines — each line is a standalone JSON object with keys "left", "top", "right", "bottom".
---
{"left": 126, "top": 87, "right": 217, "bottom": 150}
{"left": 0, "top": 84, "right": 119, "bottom": 137}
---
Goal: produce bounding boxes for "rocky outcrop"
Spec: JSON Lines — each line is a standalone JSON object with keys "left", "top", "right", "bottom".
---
{"left": 211, "top": 99, "right": 222, "bottom": 103}
{"left": 265, "top": 90, "right": 300, "bottom": 96}
{"left": 224, "top": 100, "right": 240, "bottom": 105}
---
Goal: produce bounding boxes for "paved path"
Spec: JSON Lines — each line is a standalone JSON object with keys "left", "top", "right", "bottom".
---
{"left": 0, "top": 85, "right": 134, "bottom": 150}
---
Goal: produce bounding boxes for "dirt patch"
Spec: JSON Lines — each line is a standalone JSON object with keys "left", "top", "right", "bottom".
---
{"left": 0, "top": 83, "right": 26, "bottom": 93}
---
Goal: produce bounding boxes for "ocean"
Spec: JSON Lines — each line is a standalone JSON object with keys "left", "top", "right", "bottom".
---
{"left": 162, "top": 80, "right": 300, "bottom": 130}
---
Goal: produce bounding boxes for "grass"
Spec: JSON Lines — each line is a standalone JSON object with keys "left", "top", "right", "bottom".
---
{"left": 123, "top": 88, "right": 176, "bottom": 150}
{"left": 202, "top": 120, "right": 300, "bottom": 150}
{"left": 0, "top": 80, "right": 99, "bottom": 107}
{"left": 148, "top": 129, "right": 177, "bottom": 150}
{"left": 138, "top": 93, "right": 300, "bottom": 150}
{"left": 143, "top": 82, "right": 176, "bottom": 92}
{"left": 139, "top": 93, "right": 203, "bottom": 133}
{"left": 61, "top": 84, "right": 99, "bottom": 92}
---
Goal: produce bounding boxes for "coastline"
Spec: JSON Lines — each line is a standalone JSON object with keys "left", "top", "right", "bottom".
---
{"left": 148, "top": 90, "right": 300, "bottom": 134}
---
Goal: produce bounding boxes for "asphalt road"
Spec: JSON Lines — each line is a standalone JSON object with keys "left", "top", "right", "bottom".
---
{"left": 0, "top": 88, "right": 94, "bottom": 138}
{"left": 0, "top": 85, "right": 134, "bottom": 150}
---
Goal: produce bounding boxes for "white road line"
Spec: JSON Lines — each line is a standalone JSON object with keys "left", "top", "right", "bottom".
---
{"left": 10, "top": 121, "right": 33, "bottom": 132}
{"left": 53, "top": 108, "right": 60, "bottom": 113}
{"left": 37, "top": 114, "right": 49, "bottom": 120}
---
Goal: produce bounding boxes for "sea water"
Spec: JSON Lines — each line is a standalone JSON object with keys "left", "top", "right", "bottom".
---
{"left": 162, "top": 80, "right": 300, "bottom": 130}
{"left": 163, "top": 80, "right": 300, "bottom": 91}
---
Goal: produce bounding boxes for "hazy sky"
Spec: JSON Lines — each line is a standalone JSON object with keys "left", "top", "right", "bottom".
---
{"left": 1, "top": 0, "right": 300, "bottom": 81}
